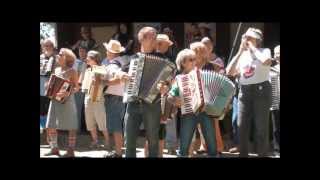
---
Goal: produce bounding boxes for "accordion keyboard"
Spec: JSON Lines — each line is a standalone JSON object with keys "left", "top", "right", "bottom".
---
{"left": 123, "top": 57, "right": 141, "bottom": 103}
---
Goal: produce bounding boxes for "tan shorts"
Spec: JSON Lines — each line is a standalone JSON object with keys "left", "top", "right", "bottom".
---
{"left": 84, "top": 101, "right": 107, "bottom": 131}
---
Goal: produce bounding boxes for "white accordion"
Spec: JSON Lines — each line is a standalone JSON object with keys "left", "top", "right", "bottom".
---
{"left": 81, "top": 65, "right": 107, "bottom": 102}
{"left": 270, "top": 65, "right": 280, "bottom": 110}
{"left": 177, "top": 69, "right": 235, "bottom": 118}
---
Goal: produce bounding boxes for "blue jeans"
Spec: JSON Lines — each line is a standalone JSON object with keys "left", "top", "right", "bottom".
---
{"left": 179, "top": 112, "right": 217, "bottom": 157}
{"left": 124, "top": 100, "right": 161, "bottom": 157}
{"left": 105, "top": 95, "right": 126, "bottom": 133}
{"left": 232, "top": 96, "right": 239, "bottom": 146}
{"left": 165, "top": 115, "right": 177, "bottom": 150}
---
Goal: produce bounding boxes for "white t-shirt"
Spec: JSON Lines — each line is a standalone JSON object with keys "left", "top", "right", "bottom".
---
{"left": 236, "top": 48, "right": 271, "bottom": 85}
{"left": 103, "top": 56, "right": 125, "bottom": 96}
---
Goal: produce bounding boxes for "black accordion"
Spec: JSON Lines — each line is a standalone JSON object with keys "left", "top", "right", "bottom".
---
{"left": 123, "top": 53, "right": 176, "bottom": 104}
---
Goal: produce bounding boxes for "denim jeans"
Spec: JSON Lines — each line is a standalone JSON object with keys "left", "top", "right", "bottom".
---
{"left": 238, "top": 81, "right": 271, "bottom": 157}
{"left": 165, "top": 115, "right": 178, "bottom": 150}
{"left": 232, "top": 96, "right": 239, "bottom": 146}
{"left": 124, "top": 100, "right": 161, "bottom": 157}
{"left": 105, "top": 95, "right": 126, "bottom": 133}
{"left": 179, "top": 112, "right": 217, "bottom": 157}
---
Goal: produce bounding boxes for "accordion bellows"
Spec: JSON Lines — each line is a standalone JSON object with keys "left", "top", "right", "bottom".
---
{"left": 177, "top": 69, "right": 235, "bottom": 118}
{"left": 123, "top": 53, "right": 176, "bottom": 104}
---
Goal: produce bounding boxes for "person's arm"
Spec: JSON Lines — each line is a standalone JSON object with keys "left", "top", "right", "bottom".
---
{"left": 105, "top": 77, "right": 121, "bottom": 85}
{"left": 248, "top": 42, "right": 272, "bottom": 66}
{"left": 226, "top": 51, "right": 242, "bottom": 77}
{"left": 167, "top": 80, "right": 181, "bottom": 107}
{"left": 226, "top": 40, "right": 247, "bottom": 76}
{"left": 125, "top": 39, "right": 133, "bottom": 50}
{"left": 71, "top": 70, "right": 80, "bottom": 93}
{"left": 71, "top": 40, "right": 81, "bottom": 50}
{"left": 103, "top": 64, "right": 129, "bottom": 86}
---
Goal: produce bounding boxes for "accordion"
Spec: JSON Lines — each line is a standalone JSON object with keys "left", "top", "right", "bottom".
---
{"left": 177, "top": 69, "right": 235, "bottom": 117}
{"left": 40, "top": 55, "right": 55, "bottom": 76}
{"left": 81, "top": 65, "right": 107, "bottom": 102}
{"left": 45, "top": 74, "right": 73, "bottom": 103}
{"left": 123, "top": 53, "right": 176, "bottom": 104}
{"left": 270, "top": 67, "right": 280, "bottom": 110}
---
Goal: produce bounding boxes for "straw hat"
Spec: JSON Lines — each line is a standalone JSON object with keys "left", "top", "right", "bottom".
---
{"left": 156, "top": 34, "right": 173, "bottom": 46}
{"left": 103, "top": 40, "right": 125, "bottom": 54}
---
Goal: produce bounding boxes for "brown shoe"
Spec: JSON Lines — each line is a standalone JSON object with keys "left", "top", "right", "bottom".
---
{"left": 44, "top": 148, "right": 60, "bottom": 156}
{"left": 229, "top": 147, "right": 239, "bottom": 153}
{"left": 61, "top": 148, "right": 75, "bottom": 158}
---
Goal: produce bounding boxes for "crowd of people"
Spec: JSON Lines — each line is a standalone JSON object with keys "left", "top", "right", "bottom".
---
{"left": 40, "top": 24, "right": 280, "bottom": 158}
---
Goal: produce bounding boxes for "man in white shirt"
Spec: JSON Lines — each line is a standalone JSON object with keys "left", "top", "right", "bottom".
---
{"left": 226, "top": 28, "right": 272, "bottom": 157}
{"left": 103, "top": 40, "right": 127, "bottom": 158}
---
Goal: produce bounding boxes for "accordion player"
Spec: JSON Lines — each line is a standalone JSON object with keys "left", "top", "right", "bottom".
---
{"left": 40, "top": 54, "right": 56, "bottom": 76}
{"left": 123, "top": 53, "right": 176, "bottom": 104}
{"left": 177, "top": 68, "right": 235, "bottom": 118}
{"left": 81, "top": 65, "right": 107, "bottom": 102}
{"left": 44, "top": 74, "right": 74, "bottom": 103}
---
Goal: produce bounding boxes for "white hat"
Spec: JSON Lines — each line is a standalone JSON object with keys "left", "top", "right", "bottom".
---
{"left": 198, "top": 23, "right": 210, "bottom": 29}
{"left": 103, "top": 40, "right": 125, "bottom": 54}
{"left": 244, "top": 28, "right": 263, "bottom": 40}
{"left": 156, "top": 34, "right": 173, "bottom": 46}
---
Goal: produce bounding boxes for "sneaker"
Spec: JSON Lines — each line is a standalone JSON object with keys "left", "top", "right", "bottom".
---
{"left": 229, "top": 147, "right": 239, "bottom": 153}
{"left": 104, "top": 151, "right": 122, "bottom": 158}
{"left": 61, "top": 148, "right": 75, "bottom": 158}
{"left": 44, "top": 148, "right": 60, "bottom": 156}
